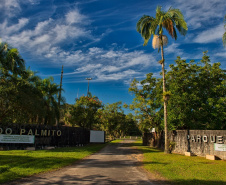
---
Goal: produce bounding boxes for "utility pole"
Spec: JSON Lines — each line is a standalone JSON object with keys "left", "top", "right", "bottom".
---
{"left": 57, "top": 65, "right": 63, "bottom": 126}
{"left": 86, "top": 78, "right": 92, "bottom": 97}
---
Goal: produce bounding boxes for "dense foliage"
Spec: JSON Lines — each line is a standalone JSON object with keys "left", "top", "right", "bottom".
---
{"left": 65, "top": 98, "right": 140, "bottom": 137}
{"left": 128, "top": 52, "right": 226, "bottom": 131}
{"left": 65, "top": 94, "right": 102, "bottom": 129}
{"left": 97, "top": 102, "right": 140, "bottom": 138}
{"left": 127, "top": 73, "right": 162, "bottom": 133}
{"left": 0, "top": 42, "right": 63, "bottom": 125}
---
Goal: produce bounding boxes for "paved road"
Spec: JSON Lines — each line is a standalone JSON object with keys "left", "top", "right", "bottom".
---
{"left": 8, "top": 140, "right": 155, "bottom": 185}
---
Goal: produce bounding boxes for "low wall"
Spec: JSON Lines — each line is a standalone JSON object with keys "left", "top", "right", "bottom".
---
{"left": 0, "top": 124, "right": 90, "bottom": 149}
{"left": 143, "top": 130, "right": 226, "bottom": 160}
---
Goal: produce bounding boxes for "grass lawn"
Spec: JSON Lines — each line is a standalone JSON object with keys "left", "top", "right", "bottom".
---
{"left": 133, "top": 140, "right": 226, "bottom": 185}
{"left": 0, "top": 143, "right": 106, "bottom": 183}
{"left": 109, "top": 139, "right": 122, "bottom": 143}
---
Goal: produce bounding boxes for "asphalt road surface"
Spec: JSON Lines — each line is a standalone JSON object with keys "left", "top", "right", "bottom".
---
{"left": 7, "top": 140, "right": 157, "bottom": 185}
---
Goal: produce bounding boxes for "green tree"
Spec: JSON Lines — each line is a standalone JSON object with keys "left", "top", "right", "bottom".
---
{"left": 0, "top": 66, "right": 45, "bottom": 124}
{"left": 67, "top": 94, "right": 102, "bottom": 129}
{"left": 125, "top": 113, "right": 141, "bottom": 136}
{"left": 136, "top": 6, "right": 187, "bottom": 153}
{"left": 0, "top": 41, "right": 65, "bottom": 125}
{"left": 167, "top": 52, "right": 226, "bottom": 129}
{"left": 38, "top": 77, "right": 62, "bottom": 125}
{"left": 98, "top": 102, "right": 127, "bottom": 138}
{"left": 127, "top": 73, "right": 162, "bottom": 133}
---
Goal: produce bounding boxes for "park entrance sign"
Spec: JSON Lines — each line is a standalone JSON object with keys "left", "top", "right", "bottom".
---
{"left": 0, "top": 134, "right": 35, "bottom": 144}
{"left": 0, "top": 124, "right": 90, "bottom": 149}
{"left": 143, "top": 130, "right": 226, "bottom": 160}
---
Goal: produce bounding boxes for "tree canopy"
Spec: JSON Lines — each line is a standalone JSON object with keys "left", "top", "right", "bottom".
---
{"left": 0, "top": 41, "right": 64, "bottom": 125}
{"left": 66, "top": 94, "right": 102, "bottom": 129}
{"left": 128, "top": 52, "right": 226, "bottom": 131}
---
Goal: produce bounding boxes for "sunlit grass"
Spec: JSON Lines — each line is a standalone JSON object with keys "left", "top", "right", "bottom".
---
{"left": 133, "top": 140, "right": 226, "bottom": 185}
{"left": 110, "top": 139, "right": 123, "bottom": 143}
{"left": 0, "top": 143, "right": 106, "bottom": 183}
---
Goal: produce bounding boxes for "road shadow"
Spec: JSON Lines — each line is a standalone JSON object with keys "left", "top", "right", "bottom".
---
{"left": 6, "top": 174, "right": 154, "bottom": 185}
{"left": 5, "top": 172, "right": 225, "bottom": 185}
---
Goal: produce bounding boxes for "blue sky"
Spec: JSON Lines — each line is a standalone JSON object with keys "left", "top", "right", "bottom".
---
{"left": 0, "top": 0, "right": 226, "bottom": 110}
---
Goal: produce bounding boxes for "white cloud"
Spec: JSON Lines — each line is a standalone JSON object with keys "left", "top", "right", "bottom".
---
{"left": 0, "top": 1, "right": 161, "bottom": 83}
{"left": 33, "top": 34, "right": 50, "bottom": 45}
{"left": 193, "top": 24, "right": 224, "bottom": 43}
{"left": 34, "top": 19, "right": 53, "bottom": 34}
{"left": 175, "top": 0, "right": 226, "bottom": 30}
{"left": 66, "top": 10, "right": 87, "bottom": 24}
{"left": 165, "top": 43, "right": 184, "bottom": 56}
{"left": 215, "top": 51, "right": 226, "bottom": 58}
{"left": 125, "top": 55, "right": 150, "bottom": 67}
{"left": 0, "top": 0, "right": 21, "bottom": 17}
{"left": 63, "top": 47, "right": 157, "bottom": 82}
{"left": 45, "top": 46, "right": 158, "bottom": 82}
{"left": 0, "top": 0, "right": 40, "bottom": 18}
{"left": 0, "top": 8, "right": 92, "bottom": 56}
{"left": 88, "top": 47, "right": 103, "bottom": 55}
{"left": 96, "top": 70, "right": 141, "bottom": 81}
{"left": 101, "top": 50, "right": 119, "bottom": 58}
{"left": 101, "top": 66, "right": 120, "bottom": 73}
{"left": 76, "top": 64, "right": 103, "bottom": 73}
{"left": 0, "top": 18, "right": 29, "bottom": 35}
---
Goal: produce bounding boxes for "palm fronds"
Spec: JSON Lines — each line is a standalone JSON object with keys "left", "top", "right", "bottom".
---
{"left": 136, "top": 6, "right": 188, "bottom": 47}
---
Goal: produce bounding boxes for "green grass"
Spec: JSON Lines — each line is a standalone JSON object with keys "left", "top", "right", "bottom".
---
{"left": 109, "top": 139, "right": 123, "bottom": 143}
{"left": 132, "top": 140, "right": 226, "bottom": 185}
{"left": 0, "top": 143, "right": 106, "bottom": 183}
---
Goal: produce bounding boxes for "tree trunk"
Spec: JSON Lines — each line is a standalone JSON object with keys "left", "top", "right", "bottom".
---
{"left": 160, "top": 39, "right": 169, "bottom": 154}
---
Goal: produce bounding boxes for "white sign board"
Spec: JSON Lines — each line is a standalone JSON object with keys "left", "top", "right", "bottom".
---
{"left": 0, "top": 134, "right": 35, "bottom": 144}
{"left": 214, "top": 143, "right": 226, "bottom": 151}
{"left": 90, "top": 130, "right": 105, "bottom": 143}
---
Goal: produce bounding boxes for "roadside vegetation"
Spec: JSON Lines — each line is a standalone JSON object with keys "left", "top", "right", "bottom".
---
{"left": 0, "top": 143, "right": 107, "bottom": 184}
{"left": 0, "top": 41, "right": 141, "bottom": 138}
{"left": 126, "top": 52, "right": 226, "bottom": 132}
{"left": 132, "top": 140, "right": 226, "bottom": 185}
{"left": 0, "top": 8, "right": 226, "bottom": 185}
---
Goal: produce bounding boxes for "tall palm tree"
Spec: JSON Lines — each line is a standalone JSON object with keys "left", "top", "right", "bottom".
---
{"left": 136, "top": 6, "right": 187, "bottom": 153}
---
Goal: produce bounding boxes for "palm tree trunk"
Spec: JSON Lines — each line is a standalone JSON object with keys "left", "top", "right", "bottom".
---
{"left": 160, "top": 39, "right": 169, "bottom": 154}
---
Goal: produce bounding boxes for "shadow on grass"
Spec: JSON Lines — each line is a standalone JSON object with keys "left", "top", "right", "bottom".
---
{"left": 0, "top": 154, "right": 80, "bottom": 184}
{"left": 48, "top": 143, "right": 107, "bottom": 153}
{"left": 122, "top": 143, "right": 163, "bottom": 154}
{"left": 169, "top": 179, "right": 226, "bottom": 185}
{"left": 0, "top": 154, "right": 78, "bottom": 169}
